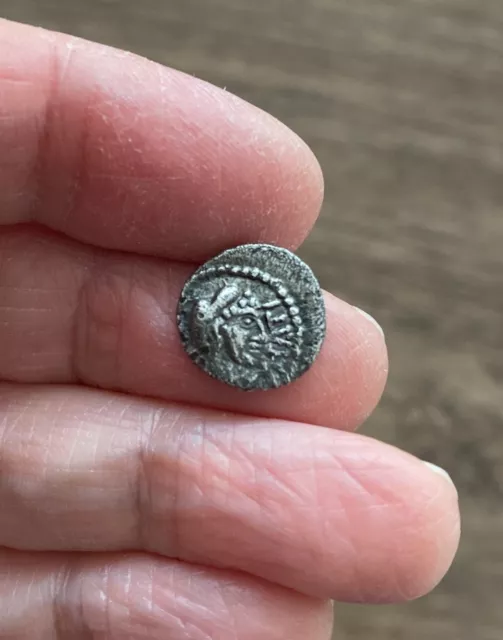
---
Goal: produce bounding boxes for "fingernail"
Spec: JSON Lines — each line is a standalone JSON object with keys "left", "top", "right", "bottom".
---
{"left": 353, "top": 306, "right": 384, "bottom": 338}
{"left": 423, "top": 461, "right": 456, "bottom": 488}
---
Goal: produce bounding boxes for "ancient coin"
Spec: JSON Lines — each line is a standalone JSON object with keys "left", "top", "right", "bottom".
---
{"left": 177, "top": 244, "right": 326, "bottom": 391}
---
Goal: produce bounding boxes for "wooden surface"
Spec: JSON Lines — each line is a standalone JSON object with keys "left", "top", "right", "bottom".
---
{"left": 1, "top": 0, "right": 502, "bottom": 638}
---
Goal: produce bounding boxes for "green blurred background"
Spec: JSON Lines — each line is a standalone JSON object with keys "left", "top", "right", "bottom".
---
{"left": 1, "top": 1, "right": 502, "bottom": 638}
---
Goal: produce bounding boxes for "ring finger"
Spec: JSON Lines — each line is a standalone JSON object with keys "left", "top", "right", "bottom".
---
{"left": 0, "top": 384, "right": 460, "bottom": 602}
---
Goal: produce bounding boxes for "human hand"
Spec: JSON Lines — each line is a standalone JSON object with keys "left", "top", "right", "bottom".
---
{"left": 0, "top": 19, "right": 460, "bottom": 639}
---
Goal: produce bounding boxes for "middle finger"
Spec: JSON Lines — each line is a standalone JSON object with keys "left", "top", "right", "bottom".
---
{"left": 0, "top": 226, "right": 387, "bottom": 430}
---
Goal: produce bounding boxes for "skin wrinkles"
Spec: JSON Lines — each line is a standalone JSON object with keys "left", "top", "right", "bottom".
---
{"left": 45, "top": 553, "right": 332, "bottom": 639}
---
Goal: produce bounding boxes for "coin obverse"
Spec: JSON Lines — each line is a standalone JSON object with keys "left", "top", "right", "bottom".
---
{"left": 177, "top": 244, "right": 326, "bottom": 391}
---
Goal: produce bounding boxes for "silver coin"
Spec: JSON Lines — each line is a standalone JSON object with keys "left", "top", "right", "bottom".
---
{"left": 177, "top": 244, "right": 326, "bottom": 390}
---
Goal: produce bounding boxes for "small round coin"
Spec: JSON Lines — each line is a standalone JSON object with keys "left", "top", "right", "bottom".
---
{"left": 177, "top": 244, "right": 326, "bottom": 391}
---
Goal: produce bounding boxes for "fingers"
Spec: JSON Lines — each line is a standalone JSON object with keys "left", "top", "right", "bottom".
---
{"left": 0, "top": 227, "right": 387, "bottom": 429}
{"left": 0, "top": 550, "right": 332, "bottom": 640}
{"left": 0, "top": 385, "right": 460, "bottom": 602}
{"left": 0, "top": 18, "right": 323, "bottom": 260}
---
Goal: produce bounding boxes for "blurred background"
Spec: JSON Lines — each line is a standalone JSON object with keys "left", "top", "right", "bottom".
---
{"left": 1, "top": 0, "right": 501, "bottom": 638}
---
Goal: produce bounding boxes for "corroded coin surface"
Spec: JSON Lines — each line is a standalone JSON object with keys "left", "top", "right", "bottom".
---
{"left": 177, "top": 244, "right": 326, "bottom": 390}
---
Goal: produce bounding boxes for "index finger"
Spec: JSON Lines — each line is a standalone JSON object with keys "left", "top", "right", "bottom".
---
{"left": 0, "top": 19, "right": 323, "bottom": 261}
